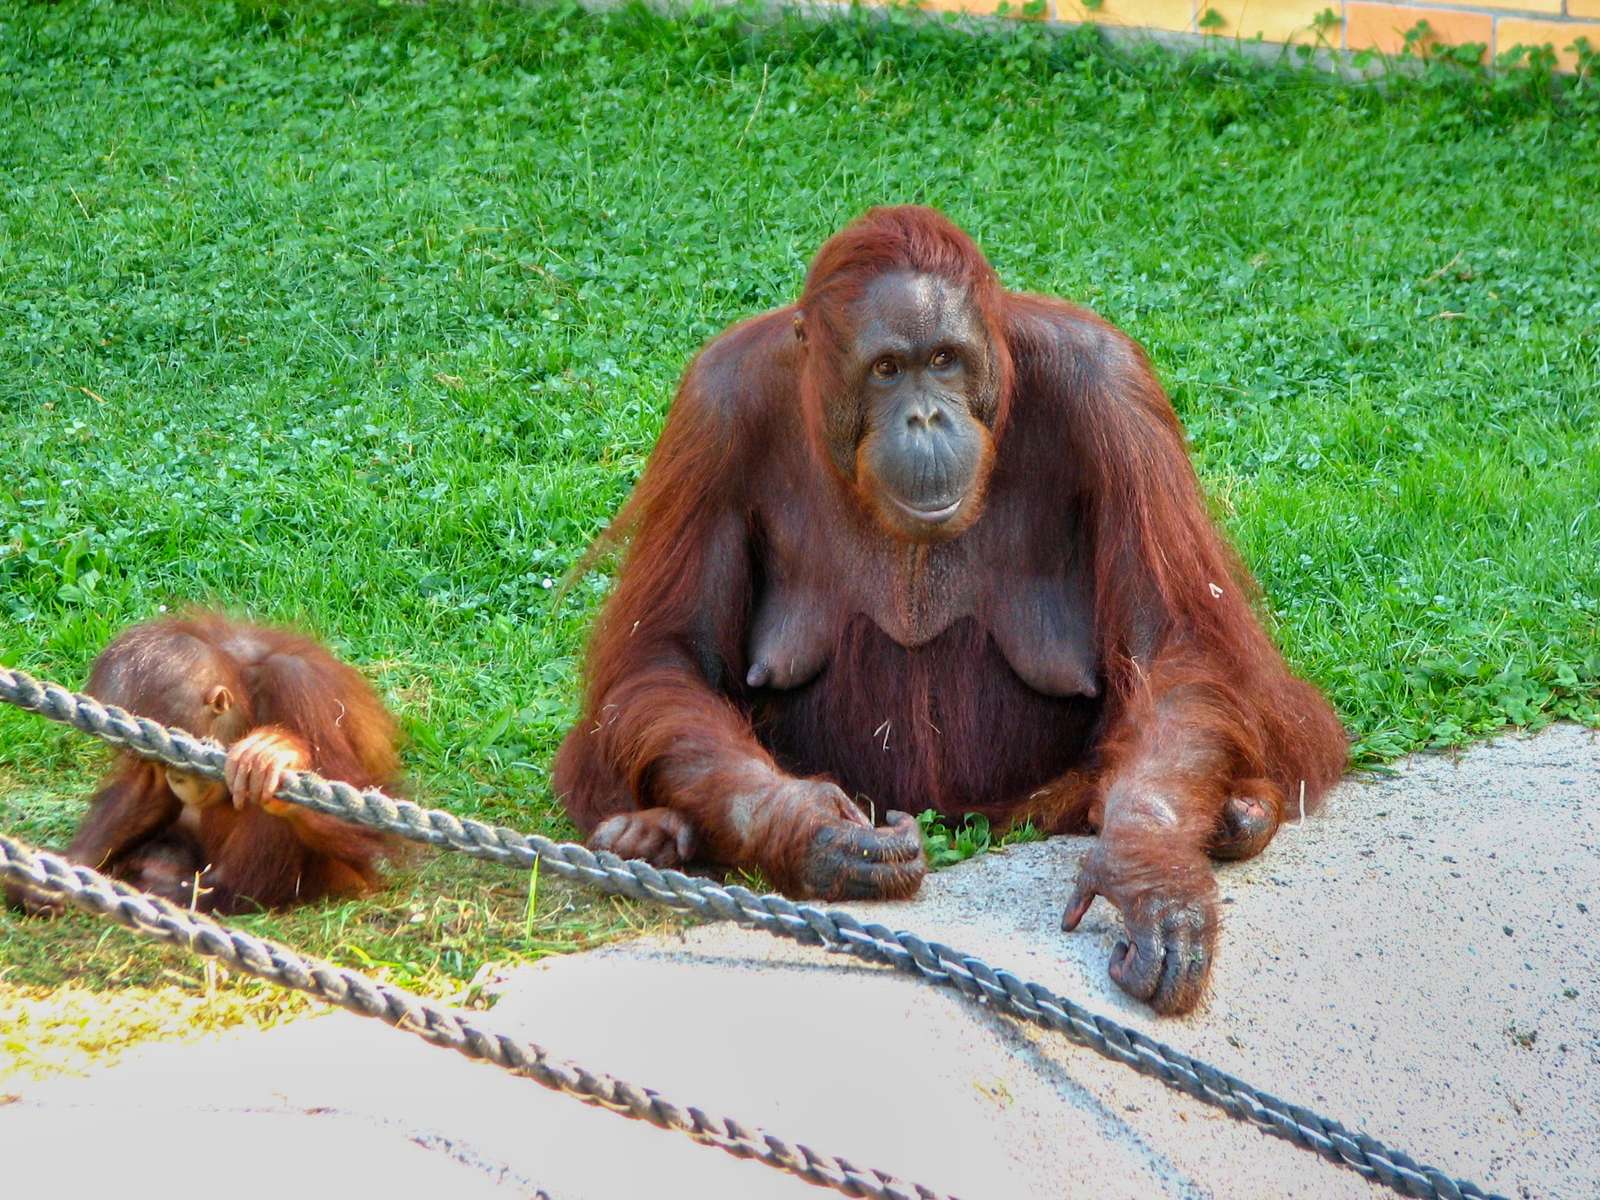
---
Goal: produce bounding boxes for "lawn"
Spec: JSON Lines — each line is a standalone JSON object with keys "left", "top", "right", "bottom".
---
{"left": 2, "top": 0, "right": 1597, "bottom": 1076}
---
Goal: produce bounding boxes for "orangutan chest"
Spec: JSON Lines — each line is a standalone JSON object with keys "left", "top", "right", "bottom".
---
{"left": 744, "top": 531, "right": 1098, "bottom": 700}
{"left": 745, "top": 556, "right": 961, "bottom": 690}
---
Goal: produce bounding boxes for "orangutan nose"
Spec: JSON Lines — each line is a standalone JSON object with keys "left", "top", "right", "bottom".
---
{"left": 905, "top": 400, "right": 945, "bottom": 431}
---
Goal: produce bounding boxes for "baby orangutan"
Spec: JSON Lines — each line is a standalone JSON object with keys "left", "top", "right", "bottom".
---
{"left": 11, "top": 613, "right": 401, "bottom": 915}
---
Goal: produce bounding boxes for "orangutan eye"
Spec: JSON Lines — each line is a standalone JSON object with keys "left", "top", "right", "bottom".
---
{"left": 872, "top": 357, "right": 899, "bottom": 379}
{"left": 930, "top": 349, "right": 956, "bottom": 368}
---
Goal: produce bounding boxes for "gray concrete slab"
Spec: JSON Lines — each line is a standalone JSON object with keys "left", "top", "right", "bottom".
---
{"left": 3, "top": 724, "right": 1596, "bottom": 1199}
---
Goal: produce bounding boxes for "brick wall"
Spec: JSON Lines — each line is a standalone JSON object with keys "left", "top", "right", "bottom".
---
{"left": 905, "top": 0, "right": 1600, "bottom": 70}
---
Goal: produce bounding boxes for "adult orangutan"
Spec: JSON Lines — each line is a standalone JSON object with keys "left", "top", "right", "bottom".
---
{"left": 554, "top": 206, "right": 1346, "bottom": 1014}
{"left": 8, "top": 613, "right": 400, "bottom": 915}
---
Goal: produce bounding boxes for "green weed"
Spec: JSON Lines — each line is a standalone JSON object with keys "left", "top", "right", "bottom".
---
{"left": 918, "top": 810, "right": 1045, "bottom": 869}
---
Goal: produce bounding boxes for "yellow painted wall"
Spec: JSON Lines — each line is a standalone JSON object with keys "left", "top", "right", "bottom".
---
{"left": 895, "top": 0, "right": 1599, "bottom": 70}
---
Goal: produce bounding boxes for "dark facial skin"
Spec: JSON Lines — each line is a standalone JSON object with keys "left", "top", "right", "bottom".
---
{"left": 843, "top": 272, "right": 998, "bottom": 542}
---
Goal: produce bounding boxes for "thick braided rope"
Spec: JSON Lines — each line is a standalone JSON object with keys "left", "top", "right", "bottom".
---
{"left": 0, "top": 666, "right": 1504, "bottom": 1200}
{"left": 0, "top": 833, "right": 950, "bottom": 1200}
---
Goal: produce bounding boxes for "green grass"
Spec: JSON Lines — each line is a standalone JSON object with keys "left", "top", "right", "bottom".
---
{"left": 2, "top": 0, "right": 1598, "bottom": 1071}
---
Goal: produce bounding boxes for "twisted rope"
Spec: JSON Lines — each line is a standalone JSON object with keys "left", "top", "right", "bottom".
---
{"left": 0, "top": 833, "right": 950, "bottom": 1200}
{"left": 0, "top": 665, "right": 1504, "bottom": 1200}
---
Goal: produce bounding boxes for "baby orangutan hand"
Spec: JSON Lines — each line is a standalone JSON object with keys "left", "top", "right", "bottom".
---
{"left": 224, "top": 728, "right": 311, "bottom": 817}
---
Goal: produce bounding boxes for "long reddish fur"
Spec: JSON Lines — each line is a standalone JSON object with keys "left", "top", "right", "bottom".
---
{"left": 556, "top": 207, "right": 1346, "bottom": 891}
{"left": 83, "top": 614, "right": 401, "bottom": 911}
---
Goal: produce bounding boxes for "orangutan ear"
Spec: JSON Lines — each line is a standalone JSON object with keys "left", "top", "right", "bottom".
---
{"left": 792, "top": 311, "right": 807, "bottom": 344}
{"left": 204, "top": 684, "right": 233, "bottom": 715}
